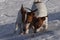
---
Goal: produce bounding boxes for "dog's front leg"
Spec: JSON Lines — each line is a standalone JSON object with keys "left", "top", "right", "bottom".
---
{"left": 24, "top": 23, "right": 30, "bottom": 34}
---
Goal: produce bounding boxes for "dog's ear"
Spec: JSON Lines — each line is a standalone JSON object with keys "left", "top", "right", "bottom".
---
{"left": 20, "top": 4, "right": 24, "bottom": 12}
{"left": 20, "top": 4, "right": 27, "bottom": 14}
{"left": 41, "top": 17, "right": 45, "bottom": 21}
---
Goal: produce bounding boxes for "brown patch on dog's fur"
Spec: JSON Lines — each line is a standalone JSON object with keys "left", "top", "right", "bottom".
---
{"left": 23, "top": 12, "right": 35, "bottom": 34}
{"left": 31, "top": 16, "right": 48, "bottom": 33}
{"left": 23, "top": 9, "right": 38, "bottom": 34}
{"left": 26, "top": 12, "right": 35, "bottom": 23}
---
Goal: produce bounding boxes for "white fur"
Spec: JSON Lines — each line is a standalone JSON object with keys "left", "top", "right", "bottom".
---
{"left": 43, "top": 17, "right": 48, "bottom": 30}
{"left": 36, "top": 26, "right": 44, "bottom": 32}
{"left": 34, "top": 2, "right": 48, "bottom": 31}
{"left": 25, "top": 13, "right": 27, "bottom": 22}
{"left": 15, "top": 24, "right": 18, "bottom": 31}
{"left": 36, "top": 17, "right": 48, "bottom": 32}
{"left": 25, "top": 23, "right": 30, "bottom": 34}
{"left": 36, "top": 26, "right": 42, "bottom": 32}
{"left": 35, "top": 2, "right": 47, "bottom": 17}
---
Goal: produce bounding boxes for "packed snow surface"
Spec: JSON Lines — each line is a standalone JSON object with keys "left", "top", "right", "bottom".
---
{"left": 0, "top": 0, "right": 60, "bottom": 40}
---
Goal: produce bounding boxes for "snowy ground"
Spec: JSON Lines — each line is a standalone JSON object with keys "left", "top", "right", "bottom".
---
{"left": 0, "top": 0, "right": 60, "bottom": 40}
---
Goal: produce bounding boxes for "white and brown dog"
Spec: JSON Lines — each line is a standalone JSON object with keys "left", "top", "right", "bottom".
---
{"left": 31, "top": 0, "right": 48, "bottom": 33}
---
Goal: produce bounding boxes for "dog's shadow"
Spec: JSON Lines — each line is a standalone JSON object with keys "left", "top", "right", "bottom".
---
{"left": 0, "top": 23, "right": 16, "bottom": 39}
{"left": 48, "top": 12, "right": 60, "bottom": 21}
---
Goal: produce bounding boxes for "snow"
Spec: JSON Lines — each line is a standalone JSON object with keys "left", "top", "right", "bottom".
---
{"left": 0, "top": 0, "right": 60, "bottom": 40}
{"left": 0, "top": 0, "right": 5, "bottom": 2}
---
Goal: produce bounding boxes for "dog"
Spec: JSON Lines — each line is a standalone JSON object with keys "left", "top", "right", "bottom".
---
{"left": 31, "top": 0, "right": 48, "bottom": 33}
{"left": 15, "top": 4, "right": 27, "bottom": 34}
